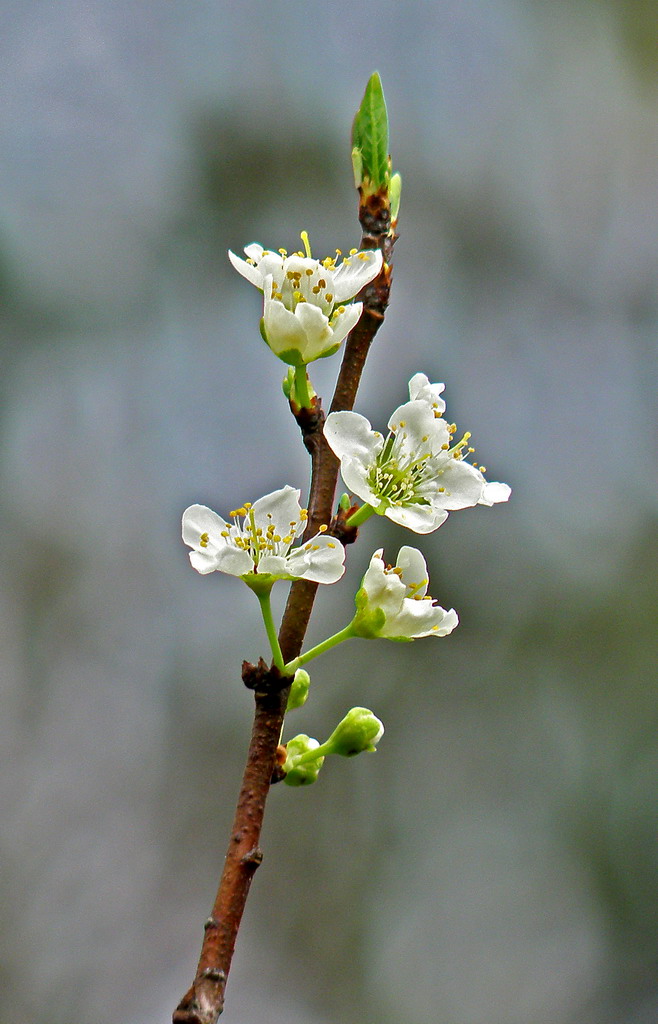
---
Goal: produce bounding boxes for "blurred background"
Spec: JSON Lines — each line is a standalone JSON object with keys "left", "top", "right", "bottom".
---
{"left": 1, "top": 2, "right": 656, "bottom": 1022}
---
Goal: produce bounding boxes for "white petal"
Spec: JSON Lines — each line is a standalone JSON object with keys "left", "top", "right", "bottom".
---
{"left": 243, "top": 243, "right": 265, "bottom": 261}
{"left": 388, "top": 400, "right": 446, "bottom": 458}
{"left": 182, "top": 504, "right": 230, "bottom": 548}
{"left": 381, "top": 599, "right": 446, "bottom": 639}
{"left": 327, "top": 302, "right": 363, "bottom": 347}
{"left": 293, "top": 302, "right": 334, "bottom": 360}
{"left": 479, "top": 481, "right": 511, "bottom": 506}
{"left": 255, "top": 554, "right": 288, "bottom": 577}
{"left": 228, "top": 249, "right": 265, "bottom": 289}
{"left": 436, "top": 607, "right": 459, "bottom": 636}
{"left": 362, "top": 553, "right": 406, "bottom": 615}
{"left": 324, "top": 410, "right": 383, "bottom": 464}
{"left": 339, "top": 457, "right": 380, "bottom": 507}
{"left": 385, "top": 503, "right": 448, "bottom": 534}
{"left": 425, "top": 459, "right": 484, "bottom": 510}
{"left": 408, "top": 372, "right": 447, "bottom": 414}
{"left": 263, "top": 295, "right": 308, "bottom": 357}
{"left": 332, "top": 250, "right": 382, "bottom": 302}
{"left": 395, "top": 546, "right": 430, "bottom": 598}
{"left": 283, "top": 254, "right": 326, "bottom": 280}
{"left": 252, "top": 485, "right": 302, "bottom": 539}
{"left": 285, "top": 534, "right": 346, "bottom": 583}
{"left": 189, "top": 549, "right": 223, "bottom": 574}
{"left": 212, "top": 546, "right": 254, "bottom": 577}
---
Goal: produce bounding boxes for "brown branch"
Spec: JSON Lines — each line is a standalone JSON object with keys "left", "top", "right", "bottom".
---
{"left": 172, "top": 662, "right": 288, "bottom": 1024}
{"left": 172, "top": 191, "right": 396, "bottom": 1024}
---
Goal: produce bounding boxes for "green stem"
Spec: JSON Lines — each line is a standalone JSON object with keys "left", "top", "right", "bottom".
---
{"left": 257, "top": 591, "right": 285, "bottom": 671}
{"left": 346, "top": 503, "right": 376, "bottom": 529}
{"left": 284, "top": 622, "right": 356, "bottom": 674}
{"left": 293, "top": 741, "right": 332, "bottom": 766}
{"left": 294, "top": 365, "right": 312, "bottom": 409}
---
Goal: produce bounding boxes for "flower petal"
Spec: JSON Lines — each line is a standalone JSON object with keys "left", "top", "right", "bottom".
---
{"left": 408, "top": 372, "right": 446, "bottom": 414}
{"left": 395, "top": 545, "right": 431, "bottom": 598}
{"left": 251, "top": 485, "right": 303, "bottom": 538}
{"left": 293, "top": 301, "right": 334, "bottom": 360}
{"left": 263, "top": 294, "right": 309, "bottom": 357}
{"left": 479, "top": 481, "right": 511, "bottom": 506}
{"left": 387, "top": 400, "right": 449, "bottom": 458}
{"left": 210, "top": 546, "right": 254, "bottom": 577}
{"left": 361, "top": 550, "right": 406, "bottom": 614}
{"left": 339, "top": 457, "right": 381, "bottom": 507}
{"left": 285, "top": 534, "right": 346, "bottom": 583}
{"left": 228, "top": 249, "right": 264, "bottom": 289}
{"left": 380, "top": 598, "right": 445, "bottom": 639}
{"left": 327, "top": 302, "right": 363, "bottom": 347}
{"left": 182, "top": 504, "right": 229, "bottom": 548}
{"left": 255, "top": 554, "right": 288, "bottom": 577}
{"left": 332, "top": 250, "right": 382, "bottom": 302}
{"left": 384, "top": 502, "right": 448, "bottom": 533}
{"left": 323, "top": 411, "right": 384, "bottom": 464}
{"left": 424, "top": 458, "right": 485, "bottom": 510}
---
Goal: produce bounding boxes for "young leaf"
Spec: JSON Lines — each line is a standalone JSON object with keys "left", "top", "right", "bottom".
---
{"left": 352, "top": 71, "right": 390, "bottom": 192}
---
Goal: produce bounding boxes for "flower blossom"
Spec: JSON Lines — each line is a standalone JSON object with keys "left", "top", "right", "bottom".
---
{"left": 182, "top": 485, "right": 345, "bottom": 585}
{"left": 323, "top": 374, "right": 510, "bottom": 533}
{"left": 352, "top": 547, "right": 458, "bottom": 640}
{"left": 229, "top": 237, "right": 382, "bottom": 365}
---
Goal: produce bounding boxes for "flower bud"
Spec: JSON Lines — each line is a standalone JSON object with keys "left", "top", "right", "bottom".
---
{"left": 282, "top": 369, "right": 294, "bottom": 400}
{"left": 286, "top": 669, "right": 311, "bottom": 711}
{"left": 283, "top": 734, "right": 325, "bottom": 786}
{"left": 322, "top": 707, "right": 384, "bottom": 757}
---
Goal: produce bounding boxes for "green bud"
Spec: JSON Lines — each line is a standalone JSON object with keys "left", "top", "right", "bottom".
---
{"left": 283, "top": 734, "right": 325, "bottom": 786}
{"left": 338, "top": 492, "right": 351, "bottom": 511}
{"left": 323, "top": 707, "right": 384, "bottom": 757}
{"left": 288, "top": 367, "right": 316, "bottom": 409}
{"left": 352, "top": 72, "right": 390, "bottom": 194}
{"left": 389, "top": 172, "right": 402, "bottom": 224}
{"left": 282, "top": 368, "right": 294, "bottom": 399}
{"left": 286, "top": 668, "right": 311, "bottom": 711}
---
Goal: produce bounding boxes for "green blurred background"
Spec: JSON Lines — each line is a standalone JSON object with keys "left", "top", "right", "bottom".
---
{"left": 1, "top": 2, "right": 656, "bottom": 1022}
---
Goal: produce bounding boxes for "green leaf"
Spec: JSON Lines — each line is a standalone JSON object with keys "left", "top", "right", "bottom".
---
{"left": 352, "top": 71, "right": 390, "bottom": 191}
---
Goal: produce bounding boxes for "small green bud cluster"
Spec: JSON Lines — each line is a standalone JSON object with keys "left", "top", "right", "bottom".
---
{"left": 283, "top": 707, "right": 384, "bottom": 787}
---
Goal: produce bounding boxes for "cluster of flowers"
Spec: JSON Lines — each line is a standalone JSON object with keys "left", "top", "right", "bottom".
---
{"left": 183, "top": 239, "right": 510, "bottom": 779}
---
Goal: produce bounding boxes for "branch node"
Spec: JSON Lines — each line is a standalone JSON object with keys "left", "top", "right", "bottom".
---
{"left": 329, "top": 504, "right": 360, "bottom": 546}
{"left": 200, "top": 967, "right": 226, "bottom": 983}
{"left": 242, "top": 660, "right": 290, "bottom": 696}
{"left": 241, "top": 846, "right": 263, "bottom": 868}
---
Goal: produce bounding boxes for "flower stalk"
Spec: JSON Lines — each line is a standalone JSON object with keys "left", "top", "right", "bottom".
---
{"left": 257, "top": 590, "right": 285, "bottom": 672}
{"left": 284, "top": 622, "right": 356, "bottom": 675}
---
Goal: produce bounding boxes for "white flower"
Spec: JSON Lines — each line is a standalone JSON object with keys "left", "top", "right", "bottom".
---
{"left": 353, "top": 547, "right": 458, "bottom": 640}
{"left": 324, "top": 400, "right": 484, "bottom": 533}
{"left": 324, "top": 374, "right": 510, "bottom": 533}
{"left": 228, "top": 239, "right": 382, "bottom": 365}
{"left": 182, "top": 485, "right": 345, "bottom": 585}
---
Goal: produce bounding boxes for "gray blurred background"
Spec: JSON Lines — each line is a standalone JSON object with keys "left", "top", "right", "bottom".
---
{"left": 1, "top": 2, "right": 657, "bottom": 1022}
